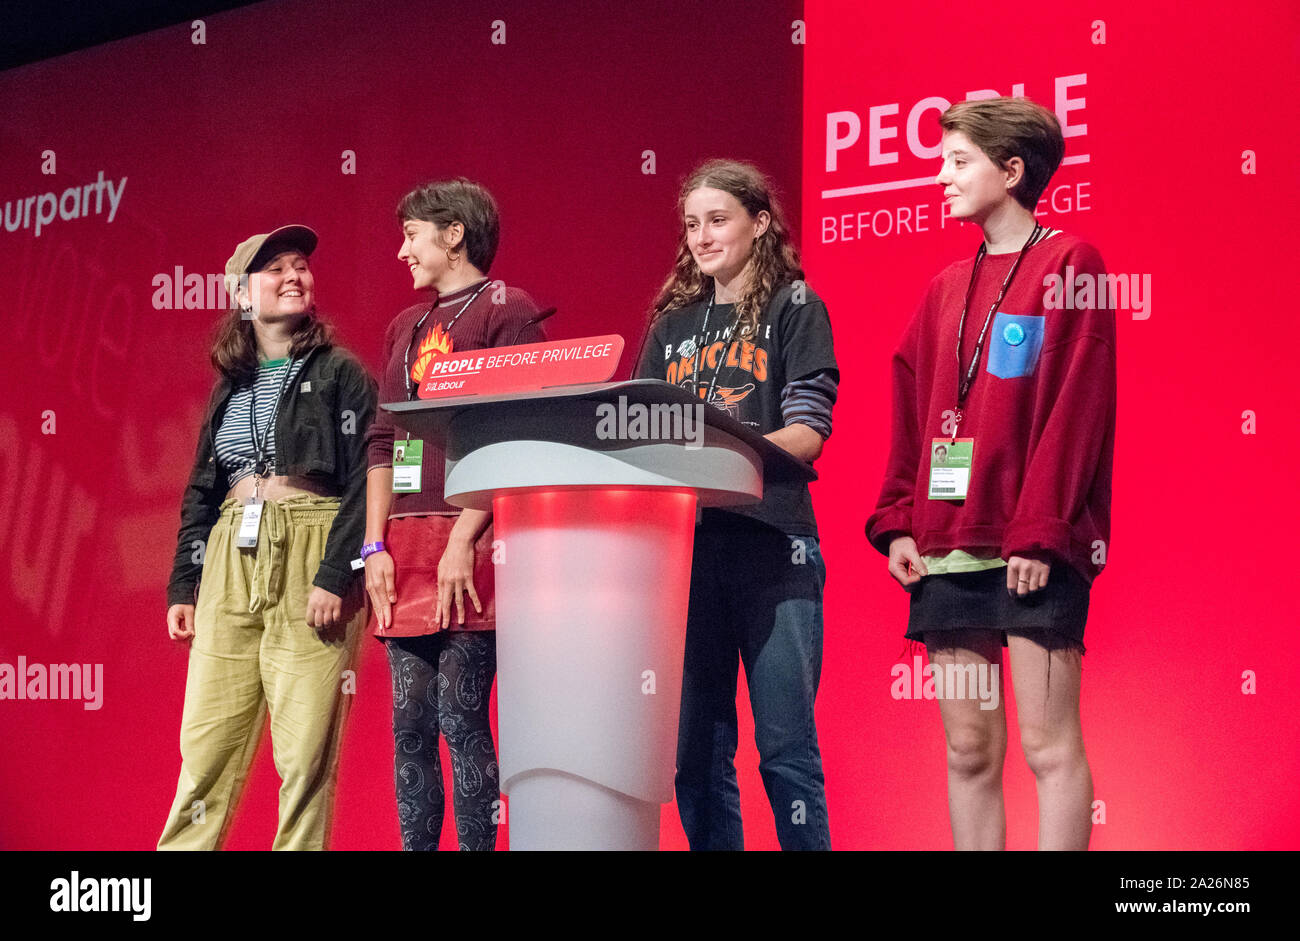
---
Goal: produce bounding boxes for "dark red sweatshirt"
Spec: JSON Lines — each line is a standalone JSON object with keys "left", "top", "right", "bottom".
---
{"left": 364, "top": 280, "right": 547, "bottom": 516}
{"left": 865, "top": 230, "right": 1116, "bottom": 583}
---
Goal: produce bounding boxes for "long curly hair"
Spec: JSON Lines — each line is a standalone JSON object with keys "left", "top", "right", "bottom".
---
{"left": 650, "top": 159, "right": 803, "bottom": 339}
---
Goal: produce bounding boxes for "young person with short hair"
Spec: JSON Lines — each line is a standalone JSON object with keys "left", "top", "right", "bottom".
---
{"left": 867, "top": 97, "right": 1116, "bottom": 850}
{"left": 362, "top": 178, "right": 547, "bottom": 850}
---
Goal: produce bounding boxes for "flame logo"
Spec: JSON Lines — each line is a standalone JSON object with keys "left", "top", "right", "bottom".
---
{"left": 410, "top": 322, "right": 454, "bottom": 385}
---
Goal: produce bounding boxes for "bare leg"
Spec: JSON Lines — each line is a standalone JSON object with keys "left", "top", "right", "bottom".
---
{"left": 1007, "top": 634, "right": 1092, "bottom": 850}
{"left": 927, "top": 630, "right": 1007, "bottom": 850}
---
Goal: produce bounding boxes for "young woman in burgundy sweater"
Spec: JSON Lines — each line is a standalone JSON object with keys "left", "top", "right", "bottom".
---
{"left": 362, "top": 179, "right": 547, "bottom": 850}
{"left": 867, "top": 98, "right": 1116, "bottom": 850}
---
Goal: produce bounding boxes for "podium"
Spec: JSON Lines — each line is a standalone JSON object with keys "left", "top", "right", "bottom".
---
{"left": 384, "top": 379, "right": 815, "bottom": 849}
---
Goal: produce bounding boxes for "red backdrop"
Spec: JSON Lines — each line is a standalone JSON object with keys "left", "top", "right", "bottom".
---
{"left": 1, "top": 0, "right": 1296, "bottom": 850}
{"left": 802, "top": 0, "right": 1300, "bottom": 849}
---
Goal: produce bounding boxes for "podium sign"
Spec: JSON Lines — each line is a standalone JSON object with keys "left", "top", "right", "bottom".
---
{"left": 417, "top": 335, "right": 624, "bottom": 399}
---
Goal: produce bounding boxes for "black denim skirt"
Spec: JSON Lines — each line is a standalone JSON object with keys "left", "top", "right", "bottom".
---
{"left": 906, "top": 562, "right": 1090, "bottom": 654}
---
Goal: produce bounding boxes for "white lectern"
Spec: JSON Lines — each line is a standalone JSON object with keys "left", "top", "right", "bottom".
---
{"left": 385, "top": 379, "right": 815, "bottom": 850}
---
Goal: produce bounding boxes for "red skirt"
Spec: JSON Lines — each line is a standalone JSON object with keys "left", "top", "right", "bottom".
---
{"left": 369, "top": 514, "right": 497, "bottom": 637}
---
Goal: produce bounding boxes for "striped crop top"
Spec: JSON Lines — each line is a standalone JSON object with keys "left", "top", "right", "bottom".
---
{"left": 214, "top": 356, "right": 305, "bottom": 486}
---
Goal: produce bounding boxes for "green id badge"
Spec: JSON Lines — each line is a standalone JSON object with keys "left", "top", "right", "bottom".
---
{"left": 928, "top": 437, "right": 974, "bottom": 500}
{"left": 393, "top": 439, "right": 423, "bottom": 493}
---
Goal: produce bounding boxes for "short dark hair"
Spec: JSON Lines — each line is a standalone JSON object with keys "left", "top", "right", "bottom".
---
{"left": 396, "top": 178, "right": 501, "bottom": 273}
{"left": 939, "top": 97, "right": 1065, "bottom": 210}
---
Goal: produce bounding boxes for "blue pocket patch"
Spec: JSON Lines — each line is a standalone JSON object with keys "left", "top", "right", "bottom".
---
{"left": 986, "top": 313, "right": 1046, "bottom": 379}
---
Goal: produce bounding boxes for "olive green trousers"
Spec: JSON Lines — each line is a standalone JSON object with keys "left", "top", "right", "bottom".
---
{"left": 158, "top": 494, "right": 364, "bottom": 851}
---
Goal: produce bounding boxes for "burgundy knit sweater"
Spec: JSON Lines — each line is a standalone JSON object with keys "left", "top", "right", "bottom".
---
{"left": 364, "top": 279, "right": 547, "bottom": 516}
{"left": 866, "top": 231, "right": 1116, "bottom": 583}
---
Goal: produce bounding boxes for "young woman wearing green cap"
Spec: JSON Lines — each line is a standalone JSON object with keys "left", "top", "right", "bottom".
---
{"left": 160, "top": 225, "right": 377, "bottom": 850}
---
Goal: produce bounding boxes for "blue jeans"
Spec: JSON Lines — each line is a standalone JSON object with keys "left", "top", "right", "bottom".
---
{"left": 675, "top": 518, "right": 831, "bottom": 850}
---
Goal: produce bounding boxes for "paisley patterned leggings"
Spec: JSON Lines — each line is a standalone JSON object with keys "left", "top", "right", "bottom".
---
{"left": 385, "top": 632, "right": 500, "bottom": 851}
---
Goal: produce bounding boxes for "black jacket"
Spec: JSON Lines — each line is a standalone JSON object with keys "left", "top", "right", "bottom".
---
{"left": 167, "top": 344, "right": 378, "bottom": 607}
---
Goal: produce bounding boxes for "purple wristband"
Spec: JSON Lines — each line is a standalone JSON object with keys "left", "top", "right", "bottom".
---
{"left": 360, "top": 541, "right": 386, "bottom": 561}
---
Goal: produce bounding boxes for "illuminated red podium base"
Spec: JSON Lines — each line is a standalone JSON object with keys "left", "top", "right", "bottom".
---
{"left": 492, "top": 487, "right": 695, "bottom": 849}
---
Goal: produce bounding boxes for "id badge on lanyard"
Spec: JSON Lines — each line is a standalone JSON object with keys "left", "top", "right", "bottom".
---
{"left": 237, "top": 498, "right": 264, "bottom": 548}
{"left": 928, "top": 437, "right": 975, "bottom": 500}
{"left": 240, "top": 356, "right": 297, "bottom": 547}
{"left": 933, "top": 225, "right": 1042, "bottom": 502}
{"left": 393, "top": 438, "right": 423, "bottom": 493}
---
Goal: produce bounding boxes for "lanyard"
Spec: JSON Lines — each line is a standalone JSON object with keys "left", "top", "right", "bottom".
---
{"left": 403, "top": 278, "right": 492, "bottom": 400}
{"left": 950, "top": 223, "right": 1043, "bottom": 439}
{"left": 691, "top": 294, "right": 745, "bottom": 409}
{"left": 249, "top": 357, "right": 297, "bottom": 483}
